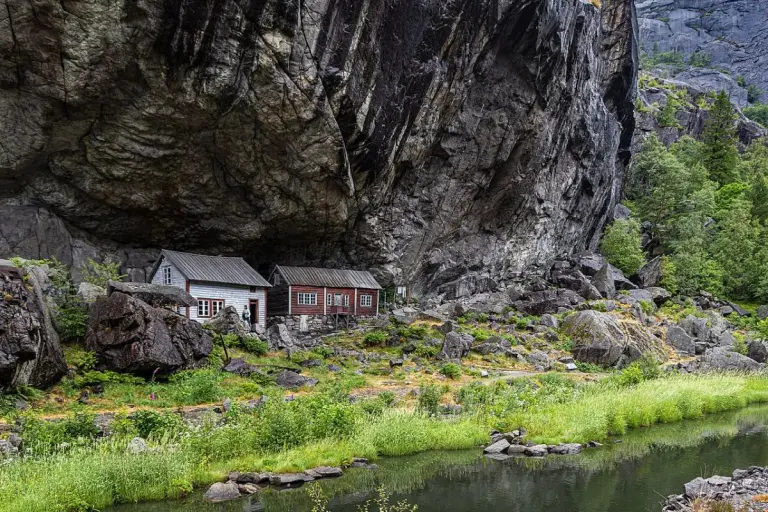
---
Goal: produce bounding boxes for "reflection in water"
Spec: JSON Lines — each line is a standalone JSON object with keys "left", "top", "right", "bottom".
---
{"left": 111, "top": 405, "right": 768, "bottom": 512}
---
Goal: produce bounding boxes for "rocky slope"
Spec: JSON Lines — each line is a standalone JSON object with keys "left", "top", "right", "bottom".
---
{"left": 0, "top": 0, "right": 637, "bottom": 293}
{"left": 637, "top": 0, "right": 768, "bottom": 105}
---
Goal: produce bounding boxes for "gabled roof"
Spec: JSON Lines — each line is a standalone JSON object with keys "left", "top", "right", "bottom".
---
{"left": 273, "top": 265, "right": 382, "bottom": 290}
{"left": 151, "top": 250, "right": 271, "bottom": 287}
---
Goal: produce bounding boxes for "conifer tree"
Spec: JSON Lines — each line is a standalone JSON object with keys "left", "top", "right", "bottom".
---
{"left": 701, "top": 91, "right": 740, "bottom": 185}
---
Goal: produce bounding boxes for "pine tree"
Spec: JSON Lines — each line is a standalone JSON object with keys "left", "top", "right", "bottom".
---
{"left": 701, "top": 90, "right": 740, "bottom": 185}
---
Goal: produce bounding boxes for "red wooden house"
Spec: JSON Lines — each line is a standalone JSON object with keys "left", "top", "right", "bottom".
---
{"left": 266, "top": 265, "right": 382, "bottom": 318}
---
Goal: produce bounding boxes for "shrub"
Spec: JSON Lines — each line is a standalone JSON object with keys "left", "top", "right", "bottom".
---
{"left": 80, "top": 258, "right": 126, "bottom": 288}
{"left": 66, "top": 349, "right": 97, "bottom": 372}
{"left": 363, "top": 331, "right": 388, "bottom": 346}
{"left": 440, "top": 363, "right": 461, "bottom": 380}
{"left": 415, "top": 344, "right": 439, "bottom": 358}
{"left": 418, "top": 384, "right": 445, "bottom": 416}
{"left": 241, "top": 336, "right": 268, "bottom": 355}
{"left": 733, "top": 332, "right": 748, "bottom": 355}
{"left": 639, "top": 300, "right": 655, "bottom": 315}
{"left": 618, "top": 364, "right": 644, "bottom": 386}
{"left": 20, "top": 412, "right": 102, "bottom": 455}
{"left": 168, "top": 369, "right": 223, "bottom": 404}
{"left": 600, "top": 218, "right": 647, "bottom": 275}
{"left": 471, "top": 328, "right": 493, "bottom": 341}
{"left": 477, "top": 313, "right": 489, "bottom": 323}
{"left": 130, "top": 410, "right": 184, "bottom": 439}
{"left": 55, "top": 303, "right": 88, "bottom": 341}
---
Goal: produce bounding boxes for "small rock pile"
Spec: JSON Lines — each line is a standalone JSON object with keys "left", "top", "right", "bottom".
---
{"left": 482, "top": 429, "right": 587, "bottom": 459}
{"left": 204, "top": 459, "right": 377, "bottom": 503}
{"left": 663, "top": 467, "right": 768, "bottom": 511}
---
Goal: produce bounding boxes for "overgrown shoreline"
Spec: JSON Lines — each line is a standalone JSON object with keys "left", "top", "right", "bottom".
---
{"left": 2, "top": 371, "right": 768, "bottom": 512}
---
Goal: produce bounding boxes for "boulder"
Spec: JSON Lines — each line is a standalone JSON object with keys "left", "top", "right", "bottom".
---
{"left": 666, "top": 326, "right": 695, "bottom": 355}
{"left": 304, "top": 466, "right": 343, "bottom": 478}
{"left": 483, "top": 439, "right": 511, "bottom": 454}
{"left": 554, "top": 270, "right": 602, "bottom": 300}
{"left": 77, "top": 282, "right": 106, "bottom": 303}
{"left": 0, "top": 265, "right": 67, "bottom": 389}
{"left": 269, "top": 473, "right": 314, "bottom": 486}
{"left": 274, "top": 370, "right": 318, "bottom": 389}
{"left": 610, "top": 265, "right": 637, "bottom": 291}
{"left": 107, "top": 281, "right": 197, "bottom": 308}
{"left": 392, "top": 307, "right": 419, "bottom": 325}
{"left": 204, "top": 481, "right": 241, "bottom": 503}
{"left": 613, "top": 203, "right": 631, "bottom": 221}
{"left": 222, "top": 358, "right": 259, "bottom": 376}
{"left": 718, "top": 331, "right": 735, "bottom": 348}
{"left": 748, "top": 340, "right": 768, "bottom": 363}
{"left": 540, "top": 314, "right": 559, "bottom": 329}
{"left": 207, "top": 306, "right": 248, "bottom": 337}
{"left": 563, "top": 310, "right": 664, "bottom": 368}
{"left": 516, "top": 289, "right": 585, "bottom": 315}
{"left": 85, "top": 291, "right": 212, "bottom": 376}
{"left": 0, "top": 440, "right": 19, "bottom": 459}
{"left": 575, "top": 253, "right": 606, "bottom": 277}
{"left": 700, "top": 347, "right": 764, "bottom": 372}
{"left": 437, "top": 321, "right": 457, "bottom": 335}
{"left": 683, "top": 477, "right": 709, "bottom": 499}
{"left": 436, "top": 332, "right": 474, "bottom": 361}
{"left": 592, "top": 264, "right": 615, "bottom": 299}
{"left": 524, "top": 444, "right": 549, "bottom": 457}
{"left": 646, "top": 287, "right": 672, "bottom": 306}
{"left": 549, "top": 443, "right": 583, "bottom": 455}
{"left": 636, "top": 256, "right": 662, "bottom": 288}
{"left": 757, "top": 305, "right": 768, "bottom": 320}
{"left": 679, "top": 315, "right": 710, "bottom": 341}
{"left": 267, "top": 323, "right": 296, "bottom": 350}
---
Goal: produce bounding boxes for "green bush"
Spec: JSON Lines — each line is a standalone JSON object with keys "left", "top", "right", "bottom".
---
{"left": 80, "top": 258, "right": 126, "bottom": 289}
{"left": 241, "top": 336, "right": 268, "bottom": 355}
{"left": 167, "top": 369, "right": 223, "bottom": 404}
{"left": 363, "top": 331, "right": 388, "bottom": 346}
{"left": 440, "top": 363, "right": 461, "bottom": 380}
{"left": 618, "top": 364, "right": 644, "bottom": 386}
{"left": 130, "top": 410, "right": 184, "bottom": 439}
{"left": 55, "top": 303, "right": 88, "bottom": 342}
{"left": 66, "top": 349, "right": 97, "bottom": 372}
{"left": 639, "top": 300, "right": 655, "bottom": 315}
{"left": 471, "top": 328, "right": 493, "bottom": 341}
{"left": 414, "top": 344, "right": 439, "bottom": 358}
{"left": 600, "top": 218, "right": 647, "bottom": 275}
{"left": 418, "top": 384, "right": 445, "bottom": 416}
{"left": 744, "top": 103, "right": 768, "bottom": 126}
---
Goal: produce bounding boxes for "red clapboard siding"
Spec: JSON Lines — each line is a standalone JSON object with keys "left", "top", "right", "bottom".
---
{"left": 288, "top": 286, "right": 380, "bottom": 316}
{"left": 290, "top": 285, "right": 325, "bottom": 315}
{"left": 356, "top": 288, "right": 378, "bottom": 316}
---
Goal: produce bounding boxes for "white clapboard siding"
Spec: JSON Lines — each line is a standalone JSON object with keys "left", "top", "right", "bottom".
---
{"left": 150, "top": 259, "right": 186, "bottom": 288}
{"left": 188, "top": 281, "right": 267, "bottom": 328}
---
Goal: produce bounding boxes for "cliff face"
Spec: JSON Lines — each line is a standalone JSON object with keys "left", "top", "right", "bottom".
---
{"left": 0, "top": 0, "right": 637, "bottom": 293}
{"left": 637, "top": 0, "right": 768, "bottom": 105}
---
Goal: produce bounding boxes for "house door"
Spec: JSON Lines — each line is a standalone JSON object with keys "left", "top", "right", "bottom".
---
{"left": 248, "top": 300, "right": 259, "bottom": 326}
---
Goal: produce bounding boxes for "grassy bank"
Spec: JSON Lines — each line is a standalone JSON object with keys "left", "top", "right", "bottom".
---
{"left": 502, "top": 374, "right": 768, "bottom": 445}
{"left": 3, "top": 372, "right": 768, "bottom": 511}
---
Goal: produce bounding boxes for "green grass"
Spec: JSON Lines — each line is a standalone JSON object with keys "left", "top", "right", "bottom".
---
{"left": 499, "top": 374, "right": 768, "bottom": 445}
{"left": 0, "top": 409, "right": 486, "bottom": 512}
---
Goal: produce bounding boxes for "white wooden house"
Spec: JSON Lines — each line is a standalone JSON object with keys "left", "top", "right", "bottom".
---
{"left": 148, "top": 250, "right": 271, "bottom": 329}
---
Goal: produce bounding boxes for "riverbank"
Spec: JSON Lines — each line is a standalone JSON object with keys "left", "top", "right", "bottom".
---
{"left": 664, "top": 467, "right": 768, "bottom": 511}
{"left": 3, "top": 371, "right": 768, "bottom": 511}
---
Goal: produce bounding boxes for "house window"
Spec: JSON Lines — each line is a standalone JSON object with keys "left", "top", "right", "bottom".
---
{"left": 360, "top": 294, "right": 372, "bottom": 307}
{"left": 273, "top": 274, "right": 281, "bottom": 285}
{"left": 249, "top": 286, "right": 257, "bottom": 293}
{"left": 197, "top": 299, "right": 211, "bottom": 318}
{"left": 397, "top": 286, "right": 407, "bottom": 298}
{"left": 327, "top": 294, "right": 332, "bottom": 305}
{"left": 343, "top": 294, "right": 349, "bottom": 306}
{"left": 162, "top": 267, "right": 172, "bottom": 285}
{"left": 297, "top": 292, "right": 317, "bottom": 305}
{"left": 212, "top": 300, "right": 225, "bottom": 316}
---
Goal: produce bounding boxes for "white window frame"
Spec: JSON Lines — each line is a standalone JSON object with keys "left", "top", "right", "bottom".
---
{"left": 212, "top": 299, "right": 225, "bottom": 316}
{"left": 197, "top": 298, "right": 211, "bottom": 318}
{"left": 297, "top": 292, "right": 317, "bottom": 306}
{"left": 162, "top": 266, "right": 172, "bottom": 285}
{"left": 360, "top": 294, "right": 372, "bottom": 307}
{"left": 343, "top": 294, "right": 349, "bottom": 306}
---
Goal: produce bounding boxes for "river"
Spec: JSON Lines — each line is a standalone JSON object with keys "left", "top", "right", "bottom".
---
{"left": 111, "top": 404, "right": 768, "bottom": 512}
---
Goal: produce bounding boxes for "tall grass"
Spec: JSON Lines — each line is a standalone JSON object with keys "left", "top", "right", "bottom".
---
{"left": 499, "top": 374, "right": 768, "bottom": 445}
{"left": 3, "top": 373, "right": 768, "bottom": 511}
{"left": 0, "top": 410, "right": 487, "bottom": 512}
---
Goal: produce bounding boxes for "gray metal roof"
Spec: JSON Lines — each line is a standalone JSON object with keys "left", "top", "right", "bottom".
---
{"left": 155, "top": 250, "right": 271, "bottom": 287}
{"left": 275, "top": 265, "right": 382, "bottom": 289}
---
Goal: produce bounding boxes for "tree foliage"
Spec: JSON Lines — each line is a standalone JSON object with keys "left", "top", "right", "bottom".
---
{"left": 701, "top": 91, "right": 739, "bottom": 185}
{"left": 599, "top": 219, "right": 647, "bottom": 275}
{"left": 627, "top": 109, "right": 768, "bottom": 301}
